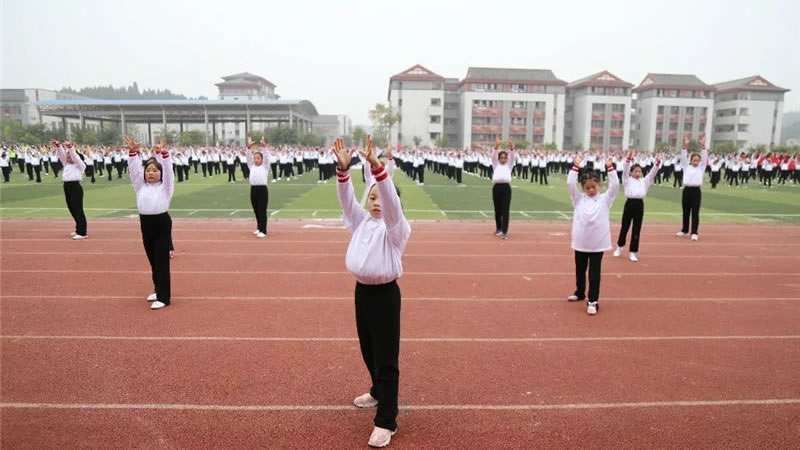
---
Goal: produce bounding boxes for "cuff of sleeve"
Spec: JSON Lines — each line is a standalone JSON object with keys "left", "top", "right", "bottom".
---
{"left": 370, "top": 164, "right": 385, "bottom": 175}
{"left": 337, "top": 173, "right": 350, "bottom": 183}
{"left": 626, "top": 158, "right": 632, "bottom": 162}
{"left": 607, "top": 165, "right": 615, "bottom": 172}
{"left": 128, "top": 152, "right": 138, "bottom": 157}
{"left": 571, "top": 165, "right": 580, "bottom": 172}
{"left": 161, "top": 152, "right": 170, "bottom": 159}
{"left": 336, "top": 167, "right": 348, "bottom": 176}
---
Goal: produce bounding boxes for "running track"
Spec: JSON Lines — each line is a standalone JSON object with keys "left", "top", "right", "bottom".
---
{"left": 2, "top": 219, "right": 800, "bottom": 449}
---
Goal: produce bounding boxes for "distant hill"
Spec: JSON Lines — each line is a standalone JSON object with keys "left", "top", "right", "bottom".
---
{"left": 782, "top": 111, "right": 800, "bottom": 143}
{"left": 60, "top": 82, "right": 190, "bottom": 100}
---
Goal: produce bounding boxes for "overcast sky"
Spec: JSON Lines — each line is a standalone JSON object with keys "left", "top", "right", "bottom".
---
{"left": 2, "top": 0, "right": 798, "bottom": 125}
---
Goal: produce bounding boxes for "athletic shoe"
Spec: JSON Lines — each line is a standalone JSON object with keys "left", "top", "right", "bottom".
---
{"left": 72, "top": 234, "right": 87, "bottom": 240}
{"left": 419, "top": 182, "right": 424, "bottom": 186}
{"left": 150, "top": 301, "right": 168, "bottom": 310}
{"left": 368, "top": 427, "right": 396, "bottom": 448}
{"left": 691, "top": 234, "right": 698, "bottom": 241}
{"left": 587, "top": 302, "right": 598, "bottom": 315}
{"left": 629, "top": 252, "right": 638, "bottom": 262}
{"left": 613, "top": 246, "right": 623, "bottom": 257}
{"left": 253, "top": 230, "right": 260, "bottom": 235}
{"left": 502, "top": 233, "right": 508, "bottom": 240}
{"left": 353, "top": 392, "right": 378, "bottom": 408}
{"left": 675, "top": 232, "right": 687, "bottom": 237}
{"left": 70, "top": 231, "right": 77, "bottom": 237}
{"left": 567, "top": 295, "right": 582, "bottom": 302}
{"left": 277, "top": 178, "right": 281, "bottom": 181}
{"left": 256, "top": 232, "right": 266, "bottom": 238}
{"left": 495, "top": 230, "right": 503, "bottom": 236}
{"left": 146, "top": 293, "right": 157, "bottom": 302}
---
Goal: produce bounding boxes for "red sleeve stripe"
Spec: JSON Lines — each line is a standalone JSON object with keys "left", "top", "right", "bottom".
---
{"left": 128, "top": 152, "right": 138, "bottom": 157}
{"left": 571, "top": 165, "right": 580, "bottom": 172}
{"left": 337, "top": 175, "right": 350, "bottom": 183}
{"left": 626, "top": 158, "right": 632, "bottom": 162}
{"left": 336, "top": 168, "right": 348, "bottom": 176}
{"left": 161, "top": 153, "right": 170, "bottom": 159}
{"left": 370, "top": 164, "right": 385, "bottom": 175}
{"left": 374, "top": 171, "right": 389, "bottom": 182}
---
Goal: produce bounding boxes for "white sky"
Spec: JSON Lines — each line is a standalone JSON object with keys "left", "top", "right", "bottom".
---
{"left": 2, "top": 0, "right": 798, "bottom": 125}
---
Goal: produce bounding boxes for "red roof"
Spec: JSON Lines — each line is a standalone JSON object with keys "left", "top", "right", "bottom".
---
{"left": 390, "top": 64, "right": 445, "bottom": 82}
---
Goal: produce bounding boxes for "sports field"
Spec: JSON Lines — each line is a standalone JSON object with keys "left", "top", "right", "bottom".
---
{"left": 1, "top": 165, "right": 799, "bottom": 223}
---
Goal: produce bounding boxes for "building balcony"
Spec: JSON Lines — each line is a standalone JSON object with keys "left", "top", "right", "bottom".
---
{"left": 669, "top": 114, "right": 680, "bottom": 122}
{"left": 669, "top": 130, "right": 677, "bottom": 138}
{"left": 472, "top": 107, "right": 502, "bottom": 117}
{"left": 656, "top": 130, "right": 663, "bottom": 138}
{"left": 610, "top": 112, "right": 625, "bottom": 120}
{"left": 656, "top": 114, "right": 664, "bottom": 122}
{"left": 510, "top": 126, "right": 527, "bottom": 135}
{"left": 592, "top": 112, "right": 605, "bottom": 120}
{"left": 471, "top": 125, "right": 502, "bottom": 134}
{"left": 699, "top": 116, "right": 707, "bottom": 122}
{"left": 610, "top": 128, "right": 624, "bottom": 137}
{"left": 533, "top": 127, "right": 545, "bottom": 135}
{"left": 591, "top": 128, "right": 604, "bottom": 137}
{"left": 533, "top": 110, "right": 546, "bottom": 119}
{"left": 510, "top": 109, "right": 528, "bottom": 118}
{"left": 684, "top": 115, "right": 694, "bottom": 122}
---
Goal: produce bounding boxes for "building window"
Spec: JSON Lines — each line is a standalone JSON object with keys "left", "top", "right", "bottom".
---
{"left": 657, "top": 105, "right": 665, "bottom": 115}
{"left": 670, "top": 106, "right": 680, "bottom": 115}
{"left": 432, "top": 83, "right": 442, "bottom": 89}
{"left": 430, "top": 132, "right": 440, "bottom": 140}
{"left": 431, "top": 98, "right": 441, "bottom": 106}
{"left": 533, "top": 85, "right": 545, "bottom": 93}
{"left": 612, "top": 104, "right": 625, "bottom": 112}
{"left": 591, "top": 86, "right": 607, "bottom": 95}
{"left": 739, "top": 107, "right": 749, "bottom": 116}
{"left": 591, "top": 120, "right": 604, "bottom": 128}
{"left": 511, "top": 101, "right": 527, "bottom": 109}
{"left": 684, "top": 122, "right": 692, "bottom": 131}
{"left": 398, "top": 99, "right": 402, "bottom": 106}
{"left": 511, "top": 84, "right": 527, "bottom": 93}
{"left": 613, "top": 87, "right": 626, "bottom": 95}
{"left": 487, "top": 83, "right": 501, "bottom": 91}
{"left": 444, "top": 118, "right": 457, "bottom": 125}
{"left": 444, "top": 102, "right": 458, "bottom": 110}
{"left": 656, "top": 89, "right": 664, "bottom": 97}
{"left": 473, "top": 83, "right": 487, "bottom": 91}
{"left": 686, "top": 107, "right": 694, "bottom": 115}
{"left": 430, "top": 115, "right": 441, "bottom": 124}
{"left": 592, "top": 103, "right": 605, "bottom": 111}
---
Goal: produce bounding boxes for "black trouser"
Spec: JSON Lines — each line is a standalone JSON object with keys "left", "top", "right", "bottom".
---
{"left": 710, "top": 171, "right": 720, "bottom": 188}
{"left": 271, "top": 162, "right": 278, "bottom": 180}
{"left": 85, "top": 165, "right": 95, "bottom": 183}
{"left": 52, "top": 161, "right": 61, "bottom": 177}
{"left": 539, "top": 167, "right": 548, "bottom": 185}
{"left": 456, "top": 168, "right": 462, "bottom": 184}
{"left": 355, "top": 280, "right": 401, "bottom": 431}
{"left": 183, "top": 166, "right": 189, "bottom": 180}
{"left": 201, "top": 162, "right": 208, "bottom": 177}
{"left": 18, "top": 159, "right": 25, "bottom": 173}
{"left": 681, "top": 186, "right": 701, "bottom": 235}
{"left": 729, "top": 171, "right": 739, "bottom": 186}
{"left": 617, "top": 198, "right": 644, "bottom": 253}
{"left": 193, "top": 160, "right": 199, "bottom": 173}
{"left": 63, "top": 181, "right": 87, "bottom": 236}
{"left": 417, "top": 166, "right": 424, "bottom": 184}
{"left": 140, "top": 212, "right": 172, "bottom": 305}
{"left": 296, "top": 161, "right": 303, "bottom": 175}
{"left": 779, "top": 170, "right": 789, "bottom": 184}
{"left": 1, "top": 166, "right": 10, "bottom": 182}
{"left": 44, "top": 160, "right": 50, "bottom": 174}
{"left": 26, "top": 163, "right": 33, "bottom": 180}
{"left": 241, "top": 162, "right": 250, "bottom": 179}
{"left": 673, "top": 172, "right": 683, "bottom": 187}
{"left": 228, "top": 164, "right": 236, "bottom": 182}
{"left": 106, "top": 164, "right": 113, "bottom": 180}
{"left": 574, "top": 251, "right": 603, "bottom": 303}
{"left": 492, "top": 183, "right": 512, "bottom": 234}
{"left": 116, "top": 162, "right": 124, "bottom": 178}
{"left": 33, "top": 165, "right": 41, "bottom": 183}
{"left": 177, "top": 165, "right": 184, "bottom": 182}
{"left": 763, "top": 170, "right": 773, "bottom": 187}
{"left": 96, "top": 161, "right": 103, "bottom": 176}
{"left": 250, "top": 185, "right": 269, "bottom": 233}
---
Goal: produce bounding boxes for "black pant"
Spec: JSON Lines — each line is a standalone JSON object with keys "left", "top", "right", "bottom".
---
{"left": 241, "top": 162, "right": 250, "bottom": 179}
{"left": 417, "top": 166, "right": 424, "bottom": 183}
{"left": 492, "top": 183, "right": 512, "bottom": 234}
{"left": 1, "top": 166, "right": 10, "bottom": 182}
{"left": 710, "top": 171, "right": 720, "bottom": 188}
{"left": 681, "top": 186, "right": 701, "bottom": 235}
{"left": 228, "top": 164, "right": 236, "bottom": 182}
{"left": 106, "top": 164, "right": 113, "bottom": 180}
{"left": 116, "top": 162, "right": 124, "bottom": 178}
{"left": 85, "top": 165, "right": 96, "bottom": 183}
{"left": 617, "top": 198, "right": 644, "bottom": 252}
{"left": 63, "top": 181, "right": 87, "bottom": 236}
{"left": 26, "top": 163, "right": 33, "bottom": 180}
{"left": 673, "top": 172, "right": 683, "bottom": 188}
{"left": 201, "top": 162, "right": 208, "bottom": 177}
{"left": 140, "top": 212, "right": 172, "bottom": 305}
{"left": 33, "top": 165, "right": 41, "bottom": 183}
{"left": 456, "top": 168, "right": 462, "bottom": 184}
{"left": 250, "top": 185, "right": 269, "bottom": 233}
{"left": 355, "top": 280, "right": 401, "bottom": 431}
{"left": 539, "top": 167, "right": 548, "bottom": 185}
{"left": 574, "top": 251, "right": 603, "bottom": 302}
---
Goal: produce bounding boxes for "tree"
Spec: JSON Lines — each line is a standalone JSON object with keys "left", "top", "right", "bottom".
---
{"left": 413, "top": 136, "right": 422, "bottom": 147}
{"left": 97, "top": 125, "right": 121, "bottom": 145}
{"left": 543, "top": 142, "right": 557, "bottom": 151}
{"left": 159, "top": 127, "right": 178, "bottom": 145}
{"left": 299, "top": 132, "right": 325, "bottom": 147}
{"left": 352, "top": 126, "right": 366, "bottom": 147}
{"left": 247, "top": 130, "right": 264, "bottom": 144}
{"left": 1, "top": 118, "right": 27, "bottom": 143}
{"left": 686, "top": 140, "right": 700, "bottom": 153}
{"left": 368, "top": 103, "right": 400, "bottom": 148}
{"left": 574, "top": 142, "right": 584, "bottom": 151}
{"left": 372, "top": 134, "right": 388, "bottom": 149}
{"left": 434, "top": 135, "right": 449, "bottom": 148}
{"left": 72, "top": 126, "right": 99, "bottom": 145}
{"left": 655, "top": 142, "right": 672, "bottom": 153}
{"left": 180, "top": 131, "right": 207, "bottom": 146}
{"left": 265, "top": 126, "right": 299, "bottom": 145}
{"left": 714, "top": 141, "right": 737, "bottom": 154}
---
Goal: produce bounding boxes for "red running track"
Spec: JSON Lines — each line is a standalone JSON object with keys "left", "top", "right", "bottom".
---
{"left": 2, "top": 218, "right": 800, "bottom": 449}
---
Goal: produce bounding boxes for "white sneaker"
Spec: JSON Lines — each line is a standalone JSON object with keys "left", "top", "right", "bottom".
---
{"left": 419, "top": 182, "right": 424, "bottom": 186}
{"left": 256, "top": 232, "right": 266, "bottom": 238}
{"left": 613, "top": 246, "right": 623, "bottom": 257}
{"left": 691, "top": 234, "right": 698, "bottom": 241}
{"left": 629, "top": 252, "right": 638, "bottom": 262}
{"left": 70, "top": 231, "right": 77, "bottom": 237}
{"left": 253, "top": 230, "right": 260, "bottom": 235}
{"left": 494, "top": 230, "right": 503, "bottom": 236}
{"left": 146, "top": 293, "right": 158, "bottom": 302}
{"left": 567, "top": 295, "right": 581, "bottom": 302}
{"left": 676, "top": 232, "right": 687, "bottom": 237}
{"left": 587, "top": 302, "right": 598, "bottom": 315}
{"left": 72, "top": 234, "right": 87, "bottom": 240}
{"left": 277, "top": 178, "right": 281, "bottom": 181}
{"left": 368, "top": 427, "right": 396, "bottom": 448}
{"left": 353, "top": 392, "right": 378, "bottom": 408}
{"left": 150, "top": 301, "right": 168, "bottom": 310}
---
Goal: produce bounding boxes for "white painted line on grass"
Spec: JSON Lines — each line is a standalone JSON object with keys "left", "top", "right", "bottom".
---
{"left": 271, "top": 210, "right": 281, "bottom": 216}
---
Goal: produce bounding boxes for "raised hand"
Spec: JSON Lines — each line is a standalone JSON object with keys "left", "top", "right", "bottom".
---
{"left": 495, "top": 137, "right": 501, "bottom": 148}
{"left": 699, "top": 134, "right": 706, "bottom": 148}
{"left": 386, "top": 143, "right": 393, "bottom": 159}
{"left": 260, "top": 137, "right": 266, "bottom": 146}
{"left": 627, "top": 150, "right": 633, "bottom": 160}
{"left": 49, "top": 139, "right": 60, "bottom": 147}
{"left": 683, "top": 134, "right": 690, "bottom": 148}
{"left": 332, "top": 137, "right": 352, "bottom": 171}
{"left": 247, "top": 136, "right": 254, "bottom": 148}
{"left": 364, "top": 135, "right": 380, "bottom": 169}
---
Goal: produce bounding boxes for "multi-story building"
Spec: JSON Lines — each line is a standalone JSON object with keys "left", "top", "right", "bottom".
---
{"left": 711, "top": 76, "right": 788, "bottom": 149}
{"left": 387, "top": 64, "right": 446, "bottom": 148}
{"left": 443, "top": 78, "right": 461, "bottom": 147}
{"left": 216, "top": 72, "right": 278, "bottom": 100}
{"left": 313, "top": 114, "right": 352, "bottom": 145}
{"left": 633, "top": 74, "right": 715, "bottom": 151}
{"left": 0, "top": 88, "right": 86, "bottom": 129}
{"left": 459, "top": 67, "right": 566, "bottom": 149}
{"left": 564, "top": 71, "right": 633, "bottom": 151}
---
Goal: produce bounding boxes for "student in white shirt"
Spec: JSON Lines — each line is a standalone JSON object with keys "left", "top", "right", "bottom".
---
{"left": 226, "top": 152, "right": 237, "bottom": 183}
{"left": 104, "top": 152, "right": 113, "bottom": 181}
{"left": 491, "top": 138, "right": 517, "bottom": 239}
{"left": 125, "top": 136, "right": 174, "bottom": 310}
{"left": 332, "top": 136, "right": 410, "bottom": 449}
{"left": 53, "top": 140, "right": 88, "bottom": 239}
{"left": 1, "top": 150, "right": 11, "bottom": 182}
{"left": 614, "top": 151, "right": 660, "bottom": 262}
{"left": 246, "top": 137, "right": 271, "bottom": 237}
{"left": 676, "top": 134, "right": 708, "bottom": 241}
{"left": 566, "top": 155, "right": 619, "bottom": 315}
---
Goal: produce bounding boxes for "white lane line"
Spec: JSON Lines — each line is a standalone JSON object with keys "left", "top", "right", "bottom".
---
{"left": 3, "top": 335, "right": 800, "bottom": 343}
{"left": 3, "top": 398, "right": 799, "bottom": 412}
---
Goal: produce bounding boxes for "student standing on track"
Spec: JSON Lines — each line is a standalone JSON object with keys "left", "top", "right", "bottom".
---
{"left": 614, "top": 151, "right": 660, "bottom": 262}
{"left": 333, "top": 135, "right": 411, "bottom": 449}
{"left": 125, "top": 136, "right": 175, "bottom": 310}
{"left": 566, "top": 155, "right": 619, "bottom": 315}
{"left": 676, "top": 134, "right": 708, "bottom": 241}
{"left": 491, "top": 137, "right": 516, "bottom": 239}
{"left": 246, "top": 137, "right": 271, "bottom": 238}
{"left": 53, "top": 139, "right": 88, "bottom": 240}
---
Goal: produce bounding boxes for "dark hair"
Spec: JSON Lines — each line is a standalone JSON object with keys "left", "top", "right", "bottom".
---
{"left": 143, "top": 157, "right": 163, "bottom": 182}
{"left": 630, "top": 163, "right": 643, "bottom": 173}
{"left": 498, "top": 151, "right": 508, "bottom": 159}
{"left": 579, "top": 169, "right": 601, "bottom": 186}
{"left": 253, "top": 151, "right": 263, "bottom": 159}
{"left": 690, "top": 153, "right": 701, "bottom": 161}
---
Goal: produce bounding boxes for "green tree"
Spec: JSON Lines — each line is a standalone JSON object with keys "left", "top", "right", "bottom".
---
{"left": 574, "top": 142, "right": 584, "bottom": 151}
{"left": 434, "top": 135, "right": 449, "bottom": 148}
{"left": 1, "top": 118, "right": 27, "bottom": 143}
{"left": 543, "top": 142, "right": 557, "bottom": 151}
{"left": 413, "top": 136, "right": 422, "bottom": 147}
{"left": 368, "top": 104, "right": 400, "bottom": 148}
{"left": 97, "top": 126, "right": 121, "bottom": 145}
{"left": 372, "top": 134, "right": 388, "bottom": 149}
{"left": 265, "top": 126, "right": 299, "bottom": 145}
{"left": 352, "top": 126, "right": 366, "bottom": 147}
{"left": 159, "top": 127, "right": 178, "bottom": 145}
{"left": 713, "top": 141, "right": 736, "bottom": 154}
{"left": 180, "top": 131, "right": 207, "bottom": 146}
{"left": 299, "top": 132, "right": 325, "bottom": 147}
{"left": 72, "top": 126, "right": 99, "bottom": 145}
{"left": 246, "top": 130, "right": 264, "bottom": 144}
{"left": 655, "top": 142, "right": 672, "bottom": 152}
{"left": 686, "top": 140, "right": 700, "bottom": 153}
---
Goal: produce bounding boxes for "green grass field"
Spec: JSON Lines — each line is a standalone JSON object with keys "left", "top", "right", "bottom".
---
{"left": 1, "top": 165, "right": 799, "bottom": 223}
